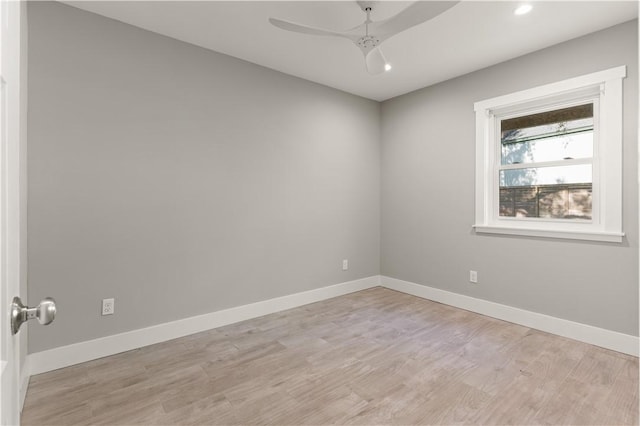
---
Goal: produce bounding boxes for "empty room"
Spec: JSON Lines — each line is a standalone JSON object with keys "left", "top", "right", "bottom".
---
{"left": 0, "top": 0, "right": 638, "bottom": 425}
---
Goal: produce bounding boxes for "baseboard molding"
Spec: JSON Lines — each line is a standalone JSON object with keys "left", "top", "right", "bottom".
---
{"left": 28, "top": 273, "right": 636, "bottom": 376}
{"left": 381, "top": 276, "right": 639, "bottom": 357}
{"left": 19, "top": 356, "right": 30, "bottom": 412}
{"left": 28, "top": 276, "right": 380, "bottom": 375}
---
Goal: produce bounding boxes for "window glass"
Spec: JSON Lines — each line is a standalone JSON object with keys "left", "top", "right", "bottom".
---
{"left": 499, "top": 184, "right": 592, "bottom": 219}
{"left": 501, "top": 104, "right": 594, "bottom": 165}
{"left": 501, "top": 131, "right": 593, "bottom": 165}
{"left": 499, "top": 164, "right": 592, "bottom": 187}
{"left": 498, "top": 103, "right": 593, "bottom": 220}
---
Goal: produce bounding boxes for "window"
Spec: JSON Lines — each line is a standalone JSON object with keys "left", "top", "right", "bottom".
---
{"left": 499, "top": 103, "right": 594, "bottom": 220}
{"left": 473, "top": 66, "right": 625, "bottom": 242}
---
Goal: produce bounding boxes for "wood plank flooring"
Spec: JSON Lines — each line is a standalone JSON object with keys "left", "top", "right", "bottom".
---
{"left": 22, "top": 287, "right": 639, "bottom": 425}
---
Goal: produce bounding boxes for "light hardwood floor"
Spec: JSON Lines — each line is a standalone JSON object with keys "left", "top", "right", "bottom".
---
{"left": 22, "top": 287, "right": 639, "bottom": 425}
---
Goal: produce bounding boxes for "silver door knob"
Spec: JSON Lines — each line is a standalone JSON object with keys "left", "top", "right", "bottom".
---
{"left": 10, "top": 296, "right": 57, "bottom": 335}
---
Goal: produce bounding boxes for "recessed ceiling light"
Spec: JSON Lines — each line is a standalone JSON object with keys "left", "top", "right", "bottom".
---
{"left": 514, "top": 4, "right": 532, "bottom": 15}
{"left": 384, "top": 63, "right": 392, "bottom": 72}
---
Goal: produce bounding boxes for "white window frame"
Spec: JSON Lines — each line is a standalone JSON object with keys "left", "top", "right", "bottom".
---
{"left": 473, "top": 66, "right": 626, "bottom": 243}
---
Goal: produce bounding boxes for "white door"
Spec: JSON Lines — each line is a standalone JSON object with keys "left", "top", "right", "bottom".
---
{"left": 0, "top": 0, "right": 25, "bottom": 424}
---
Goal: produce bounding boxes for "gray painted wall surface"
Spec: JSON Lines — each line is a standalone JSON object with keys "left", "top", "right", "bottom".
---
{"left": 381, "top": 20, "right": 638, "bottom": 336}
{"left": 27, "top": 2, "right": 381, "bottom": 352}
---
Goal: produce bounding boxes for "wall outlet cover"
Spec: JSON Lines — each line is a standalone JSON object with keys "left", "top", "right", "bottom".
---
{"left": 102, "top": 298, "right": 115, "bottom": 315}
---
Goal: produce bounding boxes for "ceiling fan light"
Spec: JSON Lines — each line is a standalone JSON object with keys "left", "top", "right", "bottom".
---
{"left": 384, "top": 63, "right": 392, "bottom": 72}
{"left": 365, "top": 48, "right": 388, "bottom": 74}
{"left": 514, "top": 4, "right": 532, "bottom": 15}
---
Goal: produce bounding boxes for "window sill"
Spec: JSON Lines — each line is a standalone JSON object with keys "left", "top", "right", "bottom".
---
{"left": 472, "top": 225, "right": 624, "bottom": 243}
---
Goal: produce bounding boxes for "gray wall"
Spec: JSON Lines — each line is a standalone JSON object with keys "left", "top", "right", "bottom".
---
{"left": 381, "top": 20, "right": 638, "bottom": 336}
{"left": 27, "top": 2, "right": 381, "bottom": 352}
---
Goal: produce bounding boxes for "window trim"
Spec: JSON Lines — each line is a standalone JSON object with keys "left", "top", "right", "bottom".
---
{"left": 473, "top": 66, "right": 626, "bottom": 242}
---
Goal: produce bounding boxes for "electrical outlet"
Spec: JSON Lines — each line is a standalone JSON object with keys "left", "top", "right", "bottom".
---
{"left": 342, "top": 259, "right": 349, "bottom": 271}
{"left": 469, "top": 270, "right": 478, "bottom": 283}
{"left": 102, "top": 298, "right": 115, "bottom": 315}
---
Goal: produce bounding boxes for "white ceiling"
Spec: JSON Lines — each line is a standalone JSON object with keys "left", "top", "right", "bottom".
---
{"left": 63, "top": 1, "right": 638, "bottom": 101}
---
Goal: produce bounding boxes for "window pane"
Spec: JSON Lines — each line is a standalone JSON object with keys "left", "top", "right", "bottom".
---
{"left": 499, "top": 164, "right": 591, "bottom": 187}
{"left": 499, "top": 184, "right": 592, "bottom": 219}
{"left": 501, "top": 104, "right": 594, "bottom": 165}
{"left": 502, "top": 131, "right": 593, "bottom": 165}
{"left": 499, "top": 164, "right": 592, "bottom": 220}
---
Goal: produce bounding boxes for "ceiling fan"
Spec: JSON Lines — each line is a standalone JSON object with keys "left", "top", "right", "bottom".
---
{"left": 269, "top": 1, "right": 459, "bottom": 75}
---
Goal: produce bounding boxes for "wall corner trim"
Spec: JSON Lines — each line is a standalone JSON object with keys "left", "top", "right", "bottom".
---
{"left": 27, "top": 275, "right": 381, "bottom": 375}
{"left": 381, "top": 275, "right": 639, "bottom": 357}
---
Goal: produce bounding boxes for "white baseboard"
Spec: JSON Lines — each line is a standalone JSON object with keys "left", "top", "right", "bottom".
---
{"left": 381, "top": 276, "right": 639, "bottom": 357}
{"left": 28, "top": 276, "right": 381, "bottom": 375}
{"left": 27, "top": 273, "right": 637, "bottom": 377}
{"left": 19, "top": 356, "right": 30, "bottom": 412}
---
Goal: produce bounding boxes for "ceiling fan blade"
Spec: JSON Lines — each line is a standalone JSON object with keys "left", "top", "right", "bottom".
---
{"left": 365, "top": 48, "right": 388, "bottom": 75}
{"left": 374, "top": 1, "right": 459, "bottom": 40}
{"left": 269, "top": 18, "right": 355, "bottom": 41}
